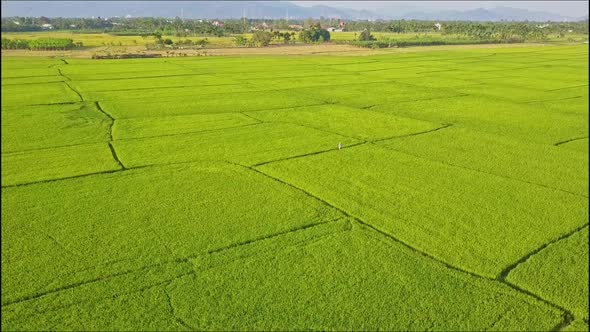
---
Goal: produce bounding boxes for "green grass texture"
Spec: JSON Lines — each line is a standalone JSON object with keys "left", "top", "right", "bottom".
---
{"left": 1, "top": 44, "right": 587, "bottom": 330}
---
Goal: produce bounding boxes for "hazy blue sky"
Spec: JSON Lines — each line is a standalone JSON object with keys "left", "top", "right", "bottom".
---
{"left": 291, "top": 1, "right": 589, "bottom": 17}
{"left": 1, "top": 1, "right": 588, "bottom": 19}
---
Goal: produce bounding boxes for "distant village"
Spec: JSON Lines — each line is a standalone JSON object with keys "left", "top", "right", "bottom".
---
{"left": 3, "top": 15, "right": 587, "bottom": 39}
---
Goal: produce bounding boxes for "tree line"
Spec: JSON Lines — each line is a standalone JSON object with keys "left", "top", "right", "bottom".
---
{"left": 343, "top": 20, "right": 579, "bottom": 49}
{"left": 236, "top": 24, "right": 329, "bottom": 47}
{"left": 3, "top": 16, "right": 587, "bottom": 36}
{"left": 1, "top": 38, "right": 79, "bottom": 50}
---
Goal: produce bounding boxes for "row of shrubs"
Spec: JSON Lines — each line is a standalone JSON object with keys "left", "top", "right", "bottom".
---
{"left": 1, "top": 38, "right": 81, "bottom": 50}
{"left": 337, "top": 37, "right": 523, "bottom": 49}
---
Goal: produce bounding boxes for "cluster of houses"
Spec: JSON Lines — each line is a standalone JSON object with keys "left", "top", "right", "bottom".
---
{"left": 21, "top": 17, "right": 349, "bottom": 32}
{"left": 209, "top": 19, "right": 347, "bottom": 32}
{"left": 212, "top": 20, "right": 225, "bottom": 28}
{"left": 327, "top": 20, "right": 346, "bottom": 32}
{"left": 249, "top": 20, "right": 346, "bottom": 32}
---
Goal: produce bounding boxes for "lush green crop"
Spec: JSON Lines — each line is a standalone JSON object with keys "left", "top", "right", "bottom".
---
{"left": 248, "top": 104, "right": 442, "bottom": 141}
{"left": 507, "top": 226, "right": 589, "bottom": 321}
{"left": 71, "top": 74, "right": 240, "bottom": 92}
{"left": 563, "top": 320, "right": 590, "bottom": 331}
{"left": 0, "top": 56, "right": 63, "bottom": 68}
{"left": 113, "top": 122, "right": 360, "bottom": 168}
{"left": 258, "top": 144, "right": 588, "bottom": 278}
{"left": 378, "top": 126, "right": 588, "bottom": 196}
{"left": 2, "top": 102, "right": 110, "bottom": 153}
{"left": 1, "top": 67, "right": 61, "bottom": 78}
{"left": 99, "top": 90, "right": 327, "bottom": 119}
{"left": 113, "top": 113, "right": 259, "bottom": 140}
{"left": 173, "top": 221, "right": 562, "bottom": 330}
{"left": 1, "top": 75, "right": 67, "bottom": 85}
{"left": 371, "top": 94, "right": 588, "bottom": 145}
{"left": 1, "top": 143, "right": 121, "bottom": 186}
{"left": 1, "top": 82, "right": 82, "bottom": 107}
{"left": 1, "top": 162, "right": 345, "bottom": 330}
{"left": 1, "top": 44, "right": 588, "bottom": 330}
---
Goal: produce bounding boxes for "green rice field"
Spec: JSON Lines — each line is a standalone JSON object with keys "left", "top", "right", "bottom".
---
{"left": 3, "top": 31, "right": 587, "bottom": 47}
{"left": 1, "top": 44, "right": 588, "bottom": 330}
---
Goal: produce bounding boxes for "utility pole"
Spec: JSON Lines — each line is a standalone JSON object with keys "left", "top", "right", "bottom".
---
{"left": 181, "top": 8, "right": 183, "bottom": 21}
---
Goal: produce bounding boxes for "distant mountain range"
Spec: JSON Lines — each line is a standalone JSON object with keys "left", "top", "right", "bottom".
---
{"left": 1, "top": 1, "right": 587, "bottom": 22}
{"left": 397, "top": 7, "right": 585, "bottom": 22}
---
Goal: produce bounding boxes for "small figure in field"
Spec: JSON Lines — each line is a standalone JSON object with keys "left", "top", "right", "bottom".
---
{"left": 338, "top": 142, "right": 342, "bottom": 150}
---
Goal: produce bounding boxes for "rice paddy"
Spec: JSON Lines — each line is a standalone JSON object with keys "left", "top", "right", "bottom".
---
{"left": 1, "top": 44, "right": 588, "bottom": 330}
